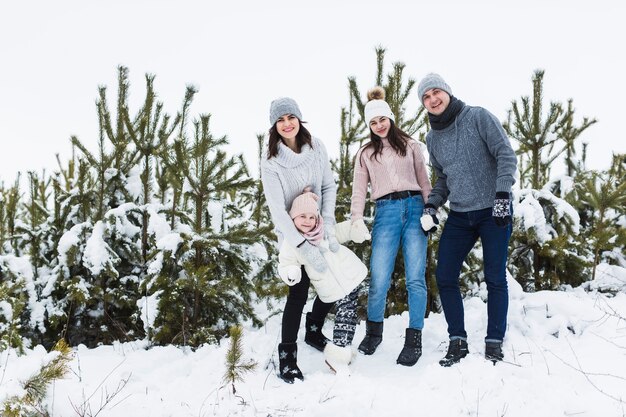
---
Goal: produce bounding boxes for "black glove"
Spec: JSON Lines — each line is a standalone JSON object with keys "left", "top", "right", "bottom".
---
{"left": 420, "top": 203, "right": 439, "bottom": 235}
{"left": 492, "top": 192, "right": 512, "bottom": 227}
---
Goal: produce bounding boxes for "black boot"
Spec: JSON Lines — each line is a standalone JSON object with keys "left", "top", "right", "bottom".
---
{"left": 358, "top": 320, "right": 383, "bottom": 355}
{"left": 304, "top": 312, "right": 329, "bottom": 352}
{"left": 396, "top": 328, "right": 422, "bottom": 366}
{"left": 277, "top": 342, "right": 304, "bottom": 384}
{"left": 439, "top": 339, "right": 469, "bottom": 367}
{"left": 485, "top": 341, "right": 504, "bottom": 363}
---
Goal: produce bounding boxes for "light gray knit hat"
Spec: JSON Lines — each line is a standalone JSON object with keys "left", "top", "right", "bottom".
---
{"left": 269, "top": 97, "right": 303, "bottom": 126}
{"left": 417, "top": 73, "right": 452, "bottom": 104}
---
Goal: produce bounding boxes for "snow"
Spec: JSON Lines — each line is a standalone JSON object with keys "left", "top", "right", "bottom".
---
{"left": 2, "top": 289, "right": 625, "bottom": 416}
{"left": 82, "top": 221, "right": 118, "bottom": 277}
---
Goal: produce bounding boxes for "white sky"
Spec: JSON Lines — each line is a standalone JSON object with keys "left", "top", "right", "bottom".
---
{"left": 1, "top": 0, "right": 624, "bottom": 185}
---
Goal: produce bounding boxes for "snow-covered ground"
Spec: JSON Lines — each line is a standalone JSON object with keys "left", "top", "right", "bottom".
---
{"left": 2, "top": 278, "right": 626, "bottom": 417}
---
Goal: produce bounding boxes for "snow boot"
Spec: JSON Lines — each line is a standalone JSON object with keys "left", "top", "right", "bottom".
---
{"left": 439, "top": 339, "right": 469, "bottom": 367}
{"left": 485, "top": 341, "right": 504, "bottom": 364}
{"left": 277, "top": 342, "right": 304, "bottom": 384}
{"left": 357, "top": 320, "right": 383, "bottom": 355}
{"left": 396, "top": 328, "right": 422, "bottom": 366}
{"left": 304, "top": 312, "right": 329, "bottom": 352}
{"left": 324, "top": 343, "right": 353, "bottom": 375}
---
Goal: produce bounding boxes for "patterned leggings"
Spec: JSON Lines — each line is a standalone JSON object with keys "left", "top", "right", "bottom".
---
{"left": 333, "top": 286, "right": 360, "bottom": 347}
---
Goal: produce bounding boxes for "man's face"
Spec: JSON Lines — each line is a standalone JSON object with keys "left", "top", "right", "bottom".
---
{"left": 422, "top": 89, "right": 450, "bottom": 116}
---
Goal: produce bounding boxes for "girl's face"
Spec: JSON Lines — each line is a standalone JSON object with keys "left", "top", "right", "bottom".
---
{"left": 276, "top": 114, "right": 300, "bottom": 141}
{"left": 293, "top": 212, "right": 318, "bottom": 233}
{"left": 369, "top": 116, "right": 391, "bottom": 139}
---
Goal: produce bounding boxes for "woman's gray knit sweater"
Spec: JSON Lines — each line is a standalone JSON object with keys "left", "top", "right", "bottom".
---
{"left": 261, "top": 137, "right": 337, "bottom": 247}
{"left": 426, "top": 105, "right": 517, "bottom": 212}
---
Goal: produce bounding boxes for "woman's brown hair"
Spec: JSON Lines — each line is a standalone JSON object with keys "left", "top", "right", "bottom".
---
{"left": 267, "top": 118, "right": 313, "bottom": 159}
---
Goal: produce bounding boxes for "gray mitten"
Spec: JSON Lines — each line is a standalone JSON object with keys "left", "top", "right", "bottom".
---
{"left": 325, "top": 224, "right": 340, "bottom": 253}
{"left": 297, "top": 241, "right": 328, "bottom": 273}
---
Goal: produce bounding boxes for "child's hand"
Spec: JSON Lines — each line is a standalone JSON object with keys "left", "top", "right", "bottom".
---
{"left": 297, "top": 241, "right": 328, "bottom": 273}
{"left": 279, "top": 265, "right": 302, "bottom": 286}
{"left": 324, "top": 224, "right": 340, "bottom": 252}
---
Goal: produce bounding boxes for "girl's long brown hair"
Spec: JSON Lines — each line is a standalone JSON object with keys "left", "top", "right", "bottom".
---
{"left": 266, "top": 119, "right": 313, "bottom": 159}
{"left": 358, "top": 119, "right": 410, "bottom": 167}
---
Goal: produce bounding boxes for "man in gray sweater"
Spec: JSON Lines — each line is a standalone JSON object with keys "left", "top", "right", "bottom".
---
{"left": 417, "top": 73, "right": 518, "bottom": 366}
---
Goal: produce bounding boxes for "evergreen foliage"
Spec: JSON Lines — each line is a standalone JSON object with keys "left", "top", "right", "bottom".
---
{"left": 503, "top": 69, "right": 609, "bottom": 290}
{"left": 222, "top": 325, "right": 257, "bottom": 394}
{"left": 0, "top": 55, "right": 623, "bottom": 352}
{"left": 2, "top": 339, "right": 72, "bottom": 417}
{"left": 0, "top": 67, "right": 273, "bottom": 350}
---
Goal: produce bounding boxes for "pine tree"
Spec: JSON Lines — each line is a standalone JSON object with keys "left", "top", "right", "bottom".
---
{"left": 0, "top": 175, "right": 22, "bottom": 254}
{"left": 2, "top": 339, "right": 72, "bottom": 417}
{"left": 555, "top": 99, "right": 597, "bottom": 177}
{"left": 146, "top": 114, "right": 262, "bottom": 347}
{"left": 222, "top": 325, "right": 256, "bottom": 395}
{"left": 503, "top": 69, "right": 563, "bottom": 189}
{"left": 575, "top": 166, "right": 626, "bottom": 280}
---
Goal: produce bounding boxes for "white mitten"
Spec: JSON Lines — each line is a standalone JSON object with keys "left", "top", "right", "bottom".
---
{"left": 334, "top": 220, "right": 352, "bottom": 244}
{"left": 350, "top": 219, "right": 371, "bottom": 243}
{"left": 279, "top": 265, "right": 302, "bottom": 286}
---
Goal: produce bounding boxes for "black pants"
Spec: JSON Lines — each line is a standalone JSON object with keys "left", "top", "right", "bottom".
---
{"left": 281, "top": 266, "right": 333, "bottom": 343}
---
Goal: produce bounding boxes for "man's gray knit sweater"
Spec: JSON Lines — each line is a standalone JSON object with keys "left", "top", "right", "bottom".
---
{"left": 261, "top": 137, "right": 337, "bottom": 248}
{"left": 426, "top": 105, "right": 517, "bottom": 212}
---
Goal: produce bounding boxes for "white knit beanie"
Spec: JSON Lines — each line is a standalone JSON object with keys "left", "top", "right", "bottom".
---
{"left": 289, "top": 189, "right": 320, "bottom": 219}
{"left": 364, "top": 87, "right": 395, "bottom": 124}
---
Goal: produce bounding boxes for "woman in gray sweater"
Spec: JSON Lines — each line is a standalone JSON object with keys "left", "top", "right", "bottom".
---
{"left": 261, "top": 97, "right": 339, "bottom": 383}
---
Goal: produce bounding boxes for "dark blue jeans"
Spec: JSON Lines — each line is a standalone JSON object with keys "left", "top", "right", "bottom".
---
{"left": 436, "top": 207, "right": 512, "bottom": 342}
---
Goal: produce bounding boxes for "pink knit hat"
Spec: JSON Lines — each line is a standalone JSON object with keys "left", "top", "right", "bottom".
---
{"left": 289, "top": 188, "right": 320, "bottom": 219}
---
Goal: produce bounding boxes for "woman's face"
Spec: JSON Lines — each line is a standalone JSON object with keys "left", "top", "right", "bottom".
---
{"left": 293, "top": 212, "right": 317, "bottom": 233}
{"left": 276, "top": 114, "right": 300, "bottom": 141}
{"left": 369, "top": 116, "right": 391, "bottom": 139}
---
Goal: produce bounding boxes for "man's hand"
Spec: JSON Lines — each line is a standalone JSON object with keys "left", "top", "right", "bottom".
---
{"left": 492, "top": 192, "right": 512, "bottom": 227}
{"left": 420, "top": 204, "right": 439, "bottom": 235}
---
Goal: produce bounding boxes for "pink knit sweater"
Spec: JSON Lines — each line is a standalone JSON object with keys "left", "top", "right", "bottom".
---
{"left": 350, "top": 138, "right": 432, "bottom": 220}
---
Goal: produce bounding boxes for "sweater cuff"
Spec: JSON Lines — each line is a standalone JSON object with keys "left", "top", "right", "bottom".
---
{"left": 496, "top": 178, "right": 514, "bottom": 194}
{"left": 426, "top": 194, "right": 445, "bottom": 210}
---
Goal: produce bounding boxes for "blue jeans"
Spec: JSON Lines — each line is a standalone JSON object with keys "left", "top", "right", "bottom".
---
{"left": 436, "top": 208, "right": 512, "bottom": 342}
{"left": 367, "top": 195, "right": 428, "bottom": 330}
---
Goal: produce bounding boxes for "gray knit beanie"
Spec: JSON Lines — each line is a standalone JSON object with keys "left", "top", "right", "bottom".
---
{"left": 417, "top": 73, "right": 452, "bottom": 104}
{"left": 269, "top": 97, "right": 303, "bottom": 126}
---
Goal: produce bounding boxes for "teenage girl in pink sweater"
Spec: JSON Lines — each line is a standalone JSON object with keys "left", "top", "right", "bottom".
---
{"left": 350, "top": 87, "right": 432, "bottom": 366}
